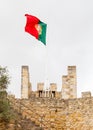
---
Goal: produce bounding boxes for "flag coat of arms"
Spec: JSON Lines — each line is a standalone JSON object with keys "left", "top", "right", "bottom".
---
{"left": 25, "top": 14, "right": 47, "bottom": 45}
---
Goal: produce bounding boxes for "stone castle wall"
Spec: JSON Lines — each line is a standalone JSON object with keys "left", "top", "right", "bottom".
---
{"left": 10, "top": 65, "right": 93, "bottom": 129}
{"left": 8, "top": 93, "right": 93, "bottom": 130}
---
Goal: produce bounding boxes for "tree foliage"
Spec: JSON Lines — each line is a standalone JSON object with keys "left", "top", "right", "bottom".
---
{"left": 0, "top": 66, "right": 10, "bottom": 90}
{"left": 0, "top": 66, "right": 11, "bottom": 122}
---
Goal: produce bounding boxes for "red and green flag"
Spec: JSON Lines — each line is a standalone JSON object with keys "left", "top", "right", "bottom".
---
{"left": 25, "top": 14, "right": 47, "bottom": 45}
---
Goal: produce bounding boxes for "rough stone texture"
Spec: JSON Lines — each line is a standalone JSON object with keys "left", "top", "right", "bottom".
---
{"left": 82, "top": 91, "right": 91, "bottom": 98}
{"left": 62, "top": 66, "right": 77, "bottom": 99}
{"left": 50, "top": 83, "right": 57, "bottom": 98}
{"left": 37, "top": 83, "right": 44, "bottom": 98}
{"left": 50, "top": 83, "right": 57, "bottom": 91}
{"left": 21, "top": 66, "right": 31, "bottom": 99}
{"left": 37, "top": 83, "right": 44, "bottom": 91}
{"left": 8, "top": 93, "right": 93, "bottom": 130}
{"left": 0, "top": 114, "right": 43, "bottom": 130}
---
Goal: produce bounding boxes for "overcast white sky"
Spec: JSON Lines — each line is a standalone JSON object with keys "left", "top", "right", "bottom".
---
{"left": 0, "top": 0, "right": 93, "bottom": 98}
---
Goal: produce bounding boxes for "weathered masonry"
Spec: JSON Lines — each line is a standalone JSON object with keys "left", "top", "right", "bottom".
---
{"left": 21, "top": 66, "right": 31, "bottom": 99}
{"left": 8, "top": 65, "right": 93, "bottom": 130}
{"left": 8, "top": 91, "right": 93, "bottom": 130}
{"left": 62, "top": 66, "right": 77, "bottom": 99}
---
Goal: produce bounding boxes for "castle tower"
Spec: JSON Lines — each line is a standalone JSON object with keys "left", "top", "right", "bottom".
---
{"left": 21, "top": 66, "right": 31, "bottom": 99}
{"left": 62, "top": 66, "right": 77, "bottom": 99}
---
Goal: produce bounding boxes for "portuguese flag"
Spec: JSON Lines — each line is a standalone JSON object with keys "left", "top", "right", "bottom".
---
{"left": 25, "top": 14, "right": 47, "bottom": 45}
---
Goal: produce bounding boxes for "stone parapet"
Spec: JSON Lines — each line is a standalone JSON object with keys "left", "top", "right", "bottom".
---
{"left": 82, "top": 91, "right": 91, "bottom": 98}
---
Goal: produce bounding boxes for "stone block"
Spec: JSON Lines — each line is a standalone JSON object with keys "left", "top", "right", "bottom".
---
{"left": 82, "top": 91, "right": 91, "bottom": 98}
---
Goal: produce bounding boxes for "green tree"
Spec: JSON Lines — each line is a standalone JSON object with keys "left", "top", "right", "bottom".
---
{"left": 0, "top": 66, "right": 11, "bottom": 122}
{"left": 0, "top": 66, "right": 10, "bottom": 90}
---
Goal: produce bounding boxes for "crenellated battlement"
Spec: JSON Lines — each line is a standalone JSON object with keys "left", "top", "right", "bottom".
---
{"left": 21, "top": 65, "right": 77, "bottom": 99}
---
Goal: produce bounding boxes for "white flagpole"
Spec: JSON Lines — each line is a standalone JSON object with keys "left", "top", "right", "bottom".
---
{"left": 44, "top": 22, "right": 49, "bottom": 97}
{"left": 44, "top": 44, "right": 49, "bottom": 97}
